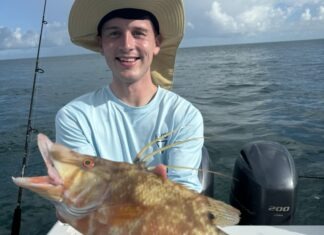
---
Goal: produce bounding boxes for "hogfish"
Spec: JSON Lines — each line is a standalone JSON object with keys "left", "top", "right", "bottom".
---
{"left": 12, "top": 133, "right": 240, "bottom": 235}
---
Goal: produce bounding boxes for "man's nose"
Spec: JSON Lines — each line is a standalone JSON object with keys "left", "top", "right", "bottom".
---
{"left": 120, "top": 32, "right": 135, "bottom": 50}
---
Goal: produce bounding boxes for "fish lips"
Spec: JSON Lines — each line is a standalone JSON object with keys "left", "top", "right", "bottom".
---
{"left": 12, "top": 176, "right": 64, "bottom": 202}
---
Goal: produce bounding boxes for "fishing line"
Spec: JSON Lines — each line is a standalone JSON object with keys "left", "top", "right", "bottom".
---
{"left": 11, "top": 1, "right": 48, "bottom": 235}
{"left": 154, "top": 165, "right": 237, "bottom": 181}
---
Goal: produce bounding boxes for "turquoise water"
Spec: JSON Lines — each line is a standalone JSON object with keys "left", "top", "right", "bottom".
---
{"left": 1, "top": 39, "right": 324, "bottom": 234}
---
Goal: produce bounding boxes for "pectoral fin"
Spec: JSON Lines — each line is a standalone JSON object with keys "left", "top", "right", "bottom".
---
{"left": 206, "top": 197, "right": 240, "bottom": 226}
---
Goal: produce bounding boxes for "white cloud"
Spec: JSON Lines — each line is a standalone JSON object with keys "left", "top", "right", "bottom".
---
{"left": 204, "top": 0, "right": 324, "bottom": 40}
{"left": 239, "top": 6, "right": 273, "bottom": 32}
{"left": 43, "top": 21, "right": 69, "bottom": 47}
{"left": 291, "top": 0, "right": 324, "bottom": 8}
{"left": 0, "top": 27, "right": 39, "bottom": 49}
{"left": 207, "top": 1, "right": 291, "bottom": 35}
{"left": 315, "top": 5, "right": 324, "bottom": 20}
{"left": 301, "top": 5, "right": 324, "bottom": 20}
{"left": 302, "top": 8, "right": 312, "bottom": 20}
{"left": 319, "top": 5, "right": 324, "bottom": 19}
{"left": 0, "top": 22, "right": 69, "bottom": 50}
{"left": 187, "top": 22, "right": 195, "bottom": 30}
{"left": 207, "top": 1, "right": 238, "bottom": 33}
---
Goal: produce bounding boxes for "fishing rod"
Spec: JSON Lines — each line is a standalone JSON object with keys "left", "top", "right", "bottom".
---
{"left": 11, "top": 0, "right": 48, "bottom": 234}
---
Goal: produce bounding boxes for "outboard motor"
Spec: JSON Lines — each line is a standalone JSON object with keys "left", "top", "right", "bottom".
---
{"left": 229, "top": 141, "right": 298, "bottom": 225}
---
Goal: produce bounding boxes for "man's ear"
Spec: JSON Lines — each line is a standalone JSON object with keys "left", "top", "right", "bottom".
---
{"left": 154, "top": 35, "right": 162, "bottom": 56}
{"left": 155, "top": 35, "right": 161, "bottom": 47}
{"left": 97, "top": 36, "right": 104, "bottom": 55}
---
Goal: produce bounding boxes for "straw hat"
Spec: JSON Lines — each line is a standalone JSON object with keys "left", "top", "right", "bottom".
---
{"left": 68, "top": 0, "right": 185, "bottom": 89}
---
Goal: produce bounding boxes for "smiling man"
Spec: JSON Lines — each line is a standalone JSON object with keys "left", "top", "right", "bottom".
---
{"left": 98, "top": 9, "right": 161, "bottom": 106}
{"left": 55, "top": 0, "right": 204, "bottom": 192}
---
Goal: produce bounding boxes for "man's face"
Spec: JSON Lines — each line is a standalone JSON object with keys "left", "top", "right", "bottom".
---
{"left": 98, "top": 18, "right": 161, "bottom": 86}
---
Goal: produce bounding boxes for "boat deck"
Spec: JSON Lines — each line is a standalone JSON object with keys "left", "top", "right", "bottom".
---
{"left": 48, "top": 221, "right": 324, "bottom": 235}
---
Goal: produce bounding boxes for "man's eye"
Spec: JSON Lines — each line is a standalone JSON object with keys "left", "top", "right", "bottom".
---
{"left": 109, "top": 31, "right": 120, "bottom": 37}
{"left": 133, "top": 31, "right": 146, "bottom": 37}
{"left": 102, "top": 31, "right": 120, "bottom": 38}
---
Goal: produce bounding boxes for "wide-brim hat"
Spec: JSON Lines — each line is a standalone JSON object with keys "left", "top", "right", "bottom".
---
{"left": 68, "top": 0, "right": 184, "bottom": 89}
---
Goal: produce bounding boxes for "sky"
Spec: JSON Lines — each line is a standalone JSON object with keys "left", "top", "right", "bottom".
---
{"left": 1, "top": 0, "right": 324, "bottom": 60}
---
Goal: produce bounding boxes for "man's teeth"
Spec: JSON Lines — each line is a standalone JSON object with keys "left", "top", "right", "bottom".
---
{"left": 118, "top": 57, "right": 138, "bottom": 62}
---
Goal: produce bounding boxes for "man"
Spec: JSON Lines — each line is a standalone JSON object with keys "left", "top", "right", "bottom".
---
{"left": 56, "top": 0, "right": 204, "bottom": 192}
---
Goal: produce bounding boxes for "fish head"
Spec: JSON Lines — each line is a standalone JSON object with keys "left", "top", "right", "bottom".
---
{"left": 12, "top": 133, "right": 112, "bottom": 218}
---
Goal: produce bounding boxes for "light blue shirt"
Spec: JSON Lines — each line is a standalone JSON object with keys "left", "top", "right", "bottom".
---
{"left": 55, "top": 86, "right": 203, "bottom": 192}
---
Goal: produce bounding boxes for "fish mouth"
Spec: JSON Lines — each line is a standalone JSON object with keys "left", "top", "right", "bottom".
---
{"left": 12, "top": 176, "right": 64, "bottom": 202}
{"left": 12, "top": 134, "right": 64, "bottom": 202}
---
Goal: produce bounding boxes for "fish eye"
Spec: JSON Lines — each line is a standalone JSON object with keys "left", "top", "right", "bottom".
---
{"left": 83, "top": 158, "right": 95, "bottom": 169}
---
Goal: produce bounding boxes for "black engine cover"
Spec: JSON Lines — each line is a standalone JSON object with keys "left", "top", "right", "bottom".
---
{"left": 230, "top": 141, "right": 298, "bottom": 225}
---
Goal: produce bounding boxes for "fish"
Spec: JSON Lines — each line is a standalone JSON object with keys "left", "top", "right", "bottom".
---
{"left": 12, "top": 133, "right": 240, "bottom": 235}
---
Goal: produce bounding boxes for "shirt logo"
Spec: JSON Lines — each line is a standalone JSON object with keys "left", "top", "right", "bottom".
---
{"left": 155, "top": 132, "right": 169, "bottom": 152}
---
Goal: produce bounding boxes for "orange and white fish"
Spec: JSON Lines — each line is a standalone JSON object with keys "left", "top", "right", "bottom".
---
{"left": 12, "top": 133, "right": 240, "bottom": 235}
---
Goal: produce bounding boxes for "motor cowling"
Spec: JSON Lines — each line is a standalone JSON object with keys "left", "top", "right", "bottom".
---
{"left": 229, "top": 141, "right": 298, "bottom": 225}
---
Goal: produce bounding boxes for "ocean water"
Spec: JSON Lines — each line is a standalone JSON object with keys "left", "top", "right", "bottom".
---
{"left": 1, "top": 39, "right": 324, "bottom": 234}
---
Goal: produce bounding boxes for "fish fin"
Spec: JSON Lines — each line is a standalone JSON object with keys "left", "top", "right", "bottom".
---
{"left": 150, "top": 164, "right": 168, "bottom": 180}
{"left": 206, "top": 197, "right": 241, "bottom": 226}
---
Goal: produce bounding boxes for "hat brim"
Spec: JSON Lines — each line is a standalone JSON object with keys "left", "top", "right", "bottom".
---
{"left": 68, "top": 0, "right": 184, "bottom": 89}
